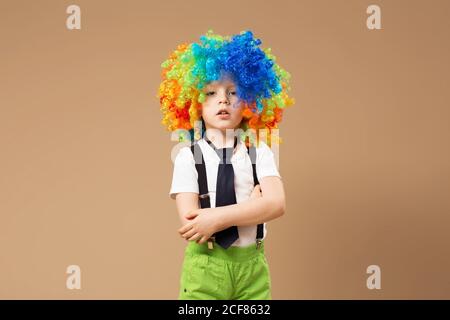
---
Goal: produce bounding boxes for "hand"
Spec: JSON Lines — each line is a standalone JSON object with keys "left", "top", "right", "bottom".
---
{"left": 250, "top": 184, "right": 262, "bottom": 199}
{"left": 177, "top": 208, "right": 221, "bottom": 244}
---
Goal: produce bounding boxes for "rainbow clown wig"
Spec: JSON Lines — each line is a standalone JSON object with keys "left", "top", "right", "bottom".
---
{"left": 157, "top": 29, "right": 294, "bottom": 145}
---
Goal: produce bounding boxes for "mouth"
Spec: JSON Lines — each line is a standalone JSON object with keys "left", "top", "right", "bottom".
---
{"left": 216, "top": 108, "right": 230, "bottom": 116}
{"left": 216, "top": 108, "right": 231, "bottom": 119}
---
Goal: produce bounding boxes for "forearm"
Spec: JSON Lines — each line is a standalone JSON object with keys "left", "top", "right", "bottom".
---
{"left": 214, "top": 196, "right": 285, "bottom": 230}
{"left": 175, "top": 192, "right": 200, "bottom": 226}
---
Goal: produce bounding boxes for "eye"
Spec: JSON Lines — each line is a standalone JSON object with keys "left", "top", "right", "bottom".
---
{"left": 206, "top": 91, "right": 215, "bottom": 96}
{"left": 228, "top": 91, "right": 236, "bottom": 96}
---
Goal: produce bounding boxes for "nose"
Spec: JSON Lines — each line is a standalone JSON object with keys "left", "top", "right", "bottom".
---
{"left": 218, "top": 91, "right": 230, "bottom": 105}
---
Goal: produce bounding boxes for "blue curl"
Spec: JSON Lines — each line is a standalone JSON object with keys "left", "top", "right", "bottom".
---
{"left": 191, "top": 30, "right": 282, "bottom": 111}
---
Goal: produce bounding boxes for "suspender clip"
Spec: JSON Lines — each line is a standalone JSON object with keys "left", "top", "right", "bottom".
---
{"left": 256, "top": 239, "right": 263, "bottom": 250}
{"left": 207, "top": 236, "right": 215, "bottom": 250}
{"left": 199, "top": 193, "right": 210, "bottom": 199}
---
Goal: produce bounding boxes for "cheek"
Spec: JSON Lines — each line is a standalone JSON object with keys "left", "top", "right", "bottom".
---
{"left": 231, "top": 108, "right": 244, "bottom": 123}
{"left": 231, "top": 101, "right": 244, "bottom": 116}
{"left": 232, "top": 98, "right": 244, "bottom": 109}
{"left": 201, "top": 104, "right": 215, "bottom": 120}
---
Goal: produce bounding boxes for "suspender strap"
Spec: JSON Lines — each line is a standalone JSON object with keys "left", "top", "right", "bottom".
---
{"left": 190, "top": 143, "right": 210, "bottom": 209}
{"left": 247, "top": 144, "right": 264, "bottom": 242}
{"left": 247, "top": 145, "right": 260, "bottom": 185}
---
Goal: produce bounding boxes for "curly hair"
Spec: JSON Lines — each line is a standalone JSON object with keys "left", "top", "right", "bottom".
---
{"left": 157, "top": 29, "right": 294, "bottom": 145}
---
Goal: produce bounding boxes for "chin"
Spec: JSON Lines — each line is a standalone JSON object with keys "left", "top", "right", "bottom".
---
{"left": 215, "top": 122, "right": 239, "bottom": 130}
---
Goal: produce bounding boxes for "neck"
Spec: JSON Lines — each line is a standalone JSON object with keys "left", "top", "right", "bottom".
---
{"left": 204, "top": 127, "right": 236, "bottom": 149}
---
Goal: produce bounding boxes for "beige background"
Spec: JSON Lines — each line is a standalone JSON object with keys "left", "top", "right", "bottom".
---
{"left": 1, "top": 0, "right": 449, "bottom": 299}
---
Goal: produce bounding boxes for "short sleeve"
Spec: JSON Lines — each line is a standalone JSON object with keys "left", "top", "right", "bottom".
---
{"left": 169, "top": 147, "right": 199, "bottom": 199}
{"left": 255, "top": 141, "right": 281, "bottom": 181}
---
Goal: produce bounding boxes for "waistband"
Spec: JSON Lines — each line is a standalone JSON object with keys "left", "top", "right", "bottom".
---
{"left": 185, "top": 240, "right": 265, "bottom": 263}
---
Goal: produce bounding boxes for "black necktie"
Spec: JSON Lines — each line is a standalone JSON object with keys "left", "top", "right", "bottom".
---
{"left": 205, "top": 136, "right": 239, "bottom": 249}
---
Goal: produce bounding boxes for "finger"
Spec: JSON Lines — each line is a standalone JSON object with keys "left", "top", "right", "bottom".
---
{"left": 182, "top": 228, "right": 198, "bottom": 239}
{"left": 252, "top": 185, "right": 261, "bottom": 194}
{"left": 197, "top": 235, "right": 209, "bottom": 245}
{"left": 178, "top": 223, "right": 193, "bottom": 234}
{"left": 187, "top": 233, "right": 201, "bottom": 241}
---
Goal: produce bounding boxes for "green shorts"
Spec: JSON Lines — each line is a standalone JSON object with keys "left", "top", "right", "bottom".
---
{"left": 178, "top": 240, "right": 271, "bottom": 300}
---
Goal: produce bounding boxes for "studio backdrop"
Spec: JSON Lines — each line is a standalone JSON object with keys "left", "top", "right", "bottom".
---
{"left": 1, "top": 0, "right": 449, "bottom": 299}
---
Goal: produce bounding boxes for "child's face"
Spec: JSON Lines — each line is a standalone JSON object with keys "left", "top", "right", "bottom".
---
{"left": 201, "top": 77, "right": 243, "bottom": 131}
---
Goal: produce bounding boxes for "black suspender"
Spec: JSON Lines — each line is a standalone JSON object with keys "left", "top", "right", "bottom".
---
{"left": 191, "top": 143, "right": 211, "bottom": 209}
{"left": 247, "top": 143, "right": 264, "bottom": 247}
{"left": 190, "top": 139, "right": 264, "bottom": 249}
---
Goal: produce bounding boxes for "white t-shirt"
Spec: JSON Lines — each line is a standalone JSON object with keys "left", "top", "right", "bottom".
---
{"left": 169, "top": 138, "right": 281, "bottom": 247}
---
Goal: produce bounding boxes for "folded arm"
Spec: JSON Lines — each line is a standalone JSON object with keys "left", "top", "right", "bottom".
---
{"left": 215, "top": 176, "right": 285, "bottom": 229}
{"left": 175, "top": 176, "right": 286, "bottom": 244}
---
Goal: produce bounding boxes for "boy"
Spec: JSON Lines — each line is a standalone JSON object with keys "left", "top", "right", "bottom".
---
{"left": 158, "top": 30, "right": 294, "bottom": 299}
